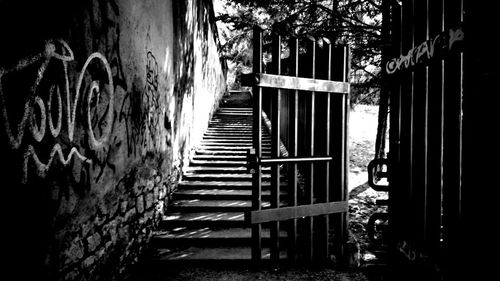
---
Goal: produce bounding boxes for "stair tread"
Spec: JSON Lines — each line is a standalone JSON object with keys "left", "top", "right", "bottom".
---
{"left": 170, "top": 199, "right": 271, "bottom": 209}
{"left": 194, "top": 146, "right": 270, "bottom": 151}
{"left": 178, "top": 180, "right": 287, "bottom": 187}
{"left": 174, "top": 189, "right": 286, "bottom": 197}
{"left": 190, "top": 159, "right": 247, "bottom": 165}
{"left": 192, "top": 155, "right": 250, "bottom": 159}
{"left": 163, "top": 212, "right": 245, "bottom": 222}
{"left": 195, "top": 150, "right": 272, "bottom": 156}
{"left": 154, "top": 246, "right": 286, "bottom": 261}
{"left": 182, "top": 173, "right": 270, "bottom": 179}
{"left": 153, "top": 227, "right": 287, "bottom": 240}
{"left": 184, "top": 166, "right": 271, "bottom": 173}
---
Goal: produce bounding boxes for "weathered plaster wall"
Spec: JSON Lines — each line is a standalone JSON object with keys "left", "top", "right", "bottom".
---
{"left": 0, "top": 0, "right": 225, "bottom": 280}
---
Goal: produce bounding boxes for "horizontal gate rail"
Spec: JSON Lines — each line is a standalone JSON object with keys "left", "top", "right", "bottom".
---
{"left": 242, "top": 73, "right": 350, "bottom": 93}
{"left": 247, "top": 201, "right": 348, "bottom": 224}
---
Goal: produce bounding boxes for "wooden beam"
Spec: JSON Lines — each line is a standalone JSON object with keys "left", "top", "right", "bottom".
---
{"left": 243, "top": 73, "right": 350, "bottom": 94}
{"left": 246, "top": 201, "right": 348, "bottom": 224}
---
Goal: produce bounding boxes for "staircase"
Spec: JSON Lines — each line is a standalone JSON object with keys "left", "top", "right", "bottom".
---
{"left": 151, "top": 105, "right": 286, "bottom": 263}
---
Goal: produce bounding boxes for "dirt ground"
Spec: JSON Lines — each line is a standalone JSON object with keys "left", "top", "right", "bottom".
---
{"left": 132, "top": 264, "right": 369, "bottom": 281}
{"left": 347, "top": 105, "right": 388, "bottom": 265}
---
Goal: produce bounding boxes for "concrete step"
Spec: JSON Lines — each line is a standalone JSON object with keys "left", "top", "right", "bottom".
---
{"left": 177, "top": 180, "right": 288, "bottom": 190}
{"left": 199, "top": 142, "right": 271, "bottom": 147}
{"left": 195, "top": 146, "right": 271, "bottom": 152}
{"left": 172, "top": 189, "right": 287, "bottom": 201}
{"left": 192, "top": 154, "right": 250, "bottom": 160}
{"left": 201, "top": 139, "right": 270, "bottom": 144}
{"left": 182, "top": 172, "right": 272, "bottom": 181}
{"left": 153, "top": 246, "right": 287, "bottom": 262}
{"left": 205, "top": 127, "right": 258, "bottom": 131}
{"left": 151, "top": 227, "right": 287, "bottom": 247}
{"left": 169, "top": 199, "right": 277, "bottom": 212}
{"left": 195, "top": 149, "right": 272, "bottom": 156}
{"left": 189, "top": 159, "right": 248, "bottom": 167}
{"left": 202, "top": 136, "right": 271, "bottom": 141}
{"left": 208, "top": 123, "right": 253, "bottom": 127}
{"left": 183, "top": 166, "right": 271, "bottom": 174}
{"left": 160, "top": 212, "right": 245, "bottom": 228}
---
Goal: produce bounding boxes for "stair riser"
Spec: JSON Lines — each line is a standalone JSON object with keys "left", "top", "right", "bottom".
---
{"left": 177, "top": 185, "right": 288, "bottom": 190}
{"left": 183, "top": 168, "right": 271, "bottom": 174}
{"left": 159, "top": 220, "right": 245, "bottom": 228}
{"left": 172, "top": 194, "right": 288, "bottom": 201}
{"left": 181, "top": 175, "right": 285, "bottom": 181}
{"left": 150, "top": 237, "right": 289, "bottom": 248}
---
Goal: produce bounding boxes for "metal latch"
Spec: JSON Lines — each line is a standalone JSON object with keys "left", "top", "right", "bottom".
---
{"left": 367, "top": 158, "right": 389, "bottom": 192}
{"left": 246, "top": 148, "right": 259, "bottom": 174}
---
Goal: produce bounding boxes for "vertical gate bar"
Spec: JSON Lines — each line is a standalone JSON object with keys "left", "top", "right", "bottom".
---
{"left": 412, "top": 0, "right": 429, "bottom": 249}
{"left": 408, "top": 0, "right": 416, "bottom": 249}
{"left": 342, "top": 45, "right": 350, "bottom": 255}
{"left": 270, "top": 33, "right": 281, "bottom": 263}
{"left": 288, "top": 37, "right": 299, "bottom": 262}
{"left": 388, "top": 0, "right": 402, "bottom": 266}
{"left": 324, "top": 42, "right": 332, "bottom": 260}
{"left": 251, "top": 26, "right": 263, "bottom": 263}
{"left": 399, "top": 0, "right": 415, "bottom": 249}
{"left": 442, "top": 0, "right": 463, "bottom": 277}
{"left": 331, "top": 45, "right": 345, "bottom": 262}
{"left": 423, "top": 0, "right": 430, "bottom": 248}
{"left": 307, "top": 38, "right": 316, "bottom": 262}
{"left": 427, "top": 0, "right": 444, "bottom": 261}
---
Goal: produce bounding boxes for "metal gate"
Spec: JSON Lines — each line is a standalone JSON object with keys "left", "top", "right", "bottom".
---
{"left": 369, "top": 0, "right": 466, "bottom": 279}
{"left": 243, "top": 27, "right": 350, "bottom": 264}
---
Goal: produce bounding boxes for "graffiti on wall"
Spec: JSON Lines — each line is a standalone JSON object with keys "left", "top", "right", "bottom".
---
{"left": 386, "top": 26, "right": 464, "bottom": 75}
{"left": 0, "top": 39, "right": 114, "bottom": 183}
{"left": 144, "top": 51, "right": 161, "bottom": 150}
{"left": 119, "top": 51, "right": 162, "bottom": 156}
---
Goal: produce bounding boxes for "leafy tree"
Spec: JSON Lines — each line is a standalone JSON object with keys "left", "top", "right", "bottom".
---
{"left": 215, "top": 0, "right": 390, "bottom": 158}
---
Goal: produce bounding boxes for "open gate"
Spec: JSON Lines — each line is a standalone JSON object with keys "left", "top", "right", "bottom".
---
{"left": 243, "top": 27, "right": 351, "bottom": 264}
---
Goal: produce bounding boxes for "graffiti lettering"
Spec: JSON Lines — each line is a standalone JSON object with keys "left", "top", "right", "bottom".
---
{"left": 0, "top": 39, "right": 114, "bottom": 183}
{"left": 386, "top": 26, "right": 464, "bottom": 75}
{"left": 397, "top": 240, "right": 428, "bottom": 262}
{"left": 119, "top": 51, "right": 162, "bottom": 156}
{"left": 144, "top": 51, "right": 161, "bottom": 150}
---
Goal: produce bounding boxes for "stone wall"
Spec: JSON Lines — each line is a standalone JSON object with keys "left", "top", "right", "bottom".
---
{"left": 0, "top": 0, "right": 225, "bottom": 280}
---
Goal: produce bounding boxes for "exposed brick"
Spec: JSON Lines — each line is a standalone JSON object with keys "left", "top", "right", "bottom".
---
{"left": 120, "top": 200, "right": 129, "bottom": 214}
{"left": 156, "top": 200, "right": 164, "bottom": 213}
{"left": 158, "top": 184, "right": 166, "bottom": 200}
{"left": 80, "top": 220, "right": 94, "bottom": 238}
{"left": 86, "top": 232, "right": 102, "bottom": 253}
{"left": 132, "top": 183, "right": 143, "bottom": 196}
{"left": 94, "top": 214, "right": 106, "bottom": 227}
{"left": 102, "top": 220, "right": 118, "bottom": 244}
{"left": 154, "top": 174, "right": 162, "bottom": 185}
{"left": 83, "top": 255, "right": 96, "bottom": 268}
{"left": 145, "top": 192, "right": 154, "bottom": 210}
{"left": 64, "top": 237, "right": 84, "bottom": 264}
{"left": 136, "top": 195, "right": 144, "bottom": 214}
{"left": 153, "top": 186, "right": 159, "bottom": 201}
{"left": 96, "top": 247, "right": 106, "bottom": 260}
{"left": 145, "top": 180, "right": 154, "bottom": 191}
{"left": 145, "top": 210, "right": 154, "bottom": 221}
{"left": 103, "top": 192, "right": 120, "bottom": 217}
{"left": 124, "top": 208, "right": 136, "bottom": 222}
{"left": 118, "top": 224, "right": 130, "bottom": 240}
{"left": 64, "top": 268, "right": 80, "bottom": 281}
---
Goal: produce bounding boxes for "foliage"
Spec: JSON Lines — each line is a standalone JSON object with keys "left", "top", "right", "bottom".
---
{"left": 215, "top": 0, "right": 385, "bottom": 105}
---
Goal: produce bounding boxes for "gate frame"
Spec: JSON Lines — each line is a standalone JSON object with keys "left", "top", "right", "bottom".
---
{"left": 243, "top": 26, "right": 351, "bottom": 264}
